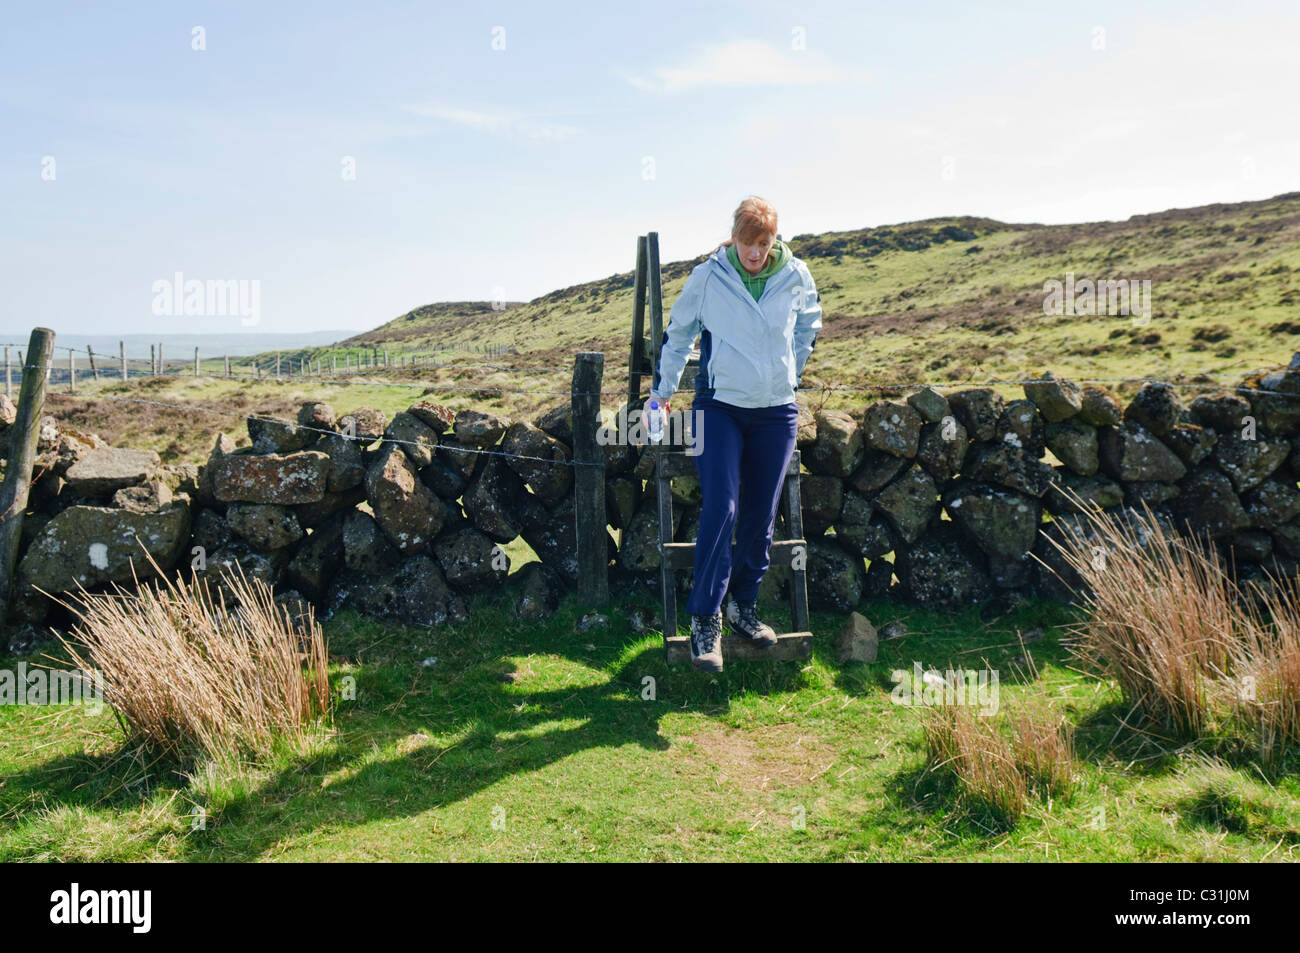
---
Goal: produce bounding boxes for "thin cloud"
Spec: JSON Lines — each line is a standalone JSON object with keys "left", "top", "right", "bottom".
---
{"left": 620, "top": 38, "right": 869, "bottom": 92}
{"left": 404, "top": 103, "right": 581, "bottom": 141}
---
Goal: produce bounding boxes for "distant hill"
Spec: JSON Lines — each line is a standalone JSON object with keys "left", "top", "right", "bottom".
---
{"left": 269, "top": 192, "right": 1300, "bottom": 392}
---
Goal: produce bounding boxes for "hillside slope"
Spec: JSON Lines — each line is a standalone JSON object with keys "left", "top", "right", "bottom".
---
{"left": 304, "top": 193, "right": 1300, "bottom": 392}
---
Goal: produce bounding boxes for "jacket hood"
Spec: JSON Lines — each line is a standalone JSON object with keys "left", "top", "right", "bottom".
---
{"left": 709, "top": 239, "right": 797, "bottom": 288}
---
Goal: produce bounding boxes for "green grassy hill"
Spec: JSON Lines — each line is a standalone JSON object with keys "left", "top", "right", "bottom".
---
{"left": 297, "top": 192, "right": 1300, "bottom": 387}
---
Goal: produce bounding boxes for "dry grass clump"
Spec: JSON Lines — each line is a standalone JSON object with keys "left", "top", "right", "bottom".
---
{"left": 921, "top": 703, "right": 1075, "bottom": 824}
{"left": 46, "top": 553, "right": 331, "bottom": 764}
{"left": 1224, "top": 573, "right": 1300, "bottom": 766}
{"left": 1040, "top": 491, "right": 1300, "bottom": 763}
{"left": 1040, "top": 499, "right": 1235, "bottom": 738}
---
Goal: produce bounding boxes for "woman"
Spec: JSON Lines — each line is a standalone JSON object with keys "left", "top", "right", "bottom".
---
{"left": 649, "top": 196, "right": 822, "bottom": 672}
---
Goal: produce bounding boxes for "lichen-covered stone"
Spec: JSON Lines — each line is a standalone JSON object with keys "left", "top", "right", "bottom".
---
{"left": 801, "top": 474, "right": 844, "bottom": 536}
{"left": 408, "top": 400, "right": 455, "bottom": 434}
{"left": 462, "top": 455, "right": 525, "bottom": 543}
{"left": 1040, "top": 468, "right": 1123, "bottom": 512}
{"left": 1164, "top": 424, "right": 1218, "bottom": 467}
{"left": 963, "top": 443, "right": 1053, "bottom": 497}
{"left": 805, "top": 538, "right": 865, "bottom": 611}
{"left": 1212, "top": 435, "right": 1288, "bottom": 493}
{"left": 1171, "top": 465, "right": 1249, "bottom": 539}
{"left": 896, "top": 523, "right": 993, "bottom": 607}
{"left": 384, "top": 411, "right": 440, "bottom": 469}
{"left": 833, "top": 490, "right": 895, "bottom": 558}
{"left": 432, "top": 525, "right": 510, "bottom": 592}
{"left": 502, "top": 421, "right": 573, "bottom": 505}
{"left": 1023, "top": 372, "right": 1082, "bottom": 422}
{"left": 211, "top": 451, "right": 329, "bottom": 505}
{"left": 1078, "top": 387, "right": 1122, "bottom": 427}
{"left": 226, "top": 503, "right": 304, "bottom": 550}
{"left": 947, "top": 388, "right": 1004, "bottom": 442}
{"left": 1098, "top": 423, "right": 1186, "bottom": 482}
{"left": 943, "top": 480, "right": 1042, "bottom": 559}
{"left": 64, "top": 447, "right": 160, "bottom": 497}
{"left": 338, "top": 406, "right": 387, "bottom": 443}
{"left": 365, "top": 443, "right": 446, "bottom": 553}
{"left": 861, "top": 401, "right": 922, "bottom": 459}
{"left": 17, "top": 502, "right": 191, "bottom": 594}
{"left": 906, "top": 387, "right": 950, "bottom": 424}
{"left": 846, "top": 447, "right": 908, "bottom": 494}
{"left": 1045, "top": 419, "right": 1099, "bottom": 475}
{"left": 248, "top": 415, "right": 317, "bottom": 454}
{"left": 1124, "top": 382, "right": 1183, "bottom": 437}
{"left": 872, "top": 465, "right": 939, "bottom": 544}
{"left": 455, "top": 408, "right": 510, "bottom": 448}
{"left": 284, "top": 521, "right": 344, "bottom": 602}
{"left": 995, "top": 399, "right": 1046, "bottom": 458}
{"left": 805, "top": 409, "right": 863, "bottom": 477}
{"left": 1189, "top": 392, "right": 1252, "bottom": 434}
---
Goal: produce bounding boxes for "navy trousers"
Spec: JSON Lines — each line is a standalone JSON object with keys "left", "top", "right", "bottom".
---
{"left": 684, "top": 396, "right": 799, "bottom": 616}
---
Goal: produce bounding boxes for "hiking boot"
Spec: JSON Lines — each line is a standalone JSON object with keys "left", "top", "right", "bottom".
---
{"left": 724, "top": 594, "right": 778, "bottom": 647}
{"left": 690, "top": 612, "right": 724, "bottom": 672}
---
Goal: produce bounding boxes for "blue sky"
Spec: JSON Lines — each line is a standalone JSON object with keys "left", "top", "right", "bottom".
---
{"left": 2, "top": 0, "right": 1297, "bottom": 336}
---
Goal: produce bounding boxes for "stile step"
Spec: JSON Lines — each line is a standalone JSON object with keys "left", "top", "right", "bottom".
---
{"left": 664, "top": 632, "right": 813, "bottom": 664}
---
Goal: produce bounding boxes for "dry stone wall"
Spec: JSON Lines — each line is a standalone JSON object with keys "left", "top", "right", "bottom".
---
{"left": 6, "top": 354, "right": 1300, "bottom": 649}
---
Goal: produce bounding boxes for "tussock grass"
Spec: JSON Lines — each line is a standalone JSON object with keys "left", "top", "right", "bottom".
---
{"left": 1041, "top": 499, "right": 1236, "bottom": 739}
{"left": 1225, "top": 573, "right": 1300, "bottom": 766}
{"left": 921, "top": 702, "right": 1075, "bottom": 825}
{"left": 1007, "top": 703, "right": 1077, "bottom": 800}
{"left": 1042, "top": 492, "right": 1300, "bottom": 763}
{"left": 44, "top": 553, "right": 331, "bottom": 765}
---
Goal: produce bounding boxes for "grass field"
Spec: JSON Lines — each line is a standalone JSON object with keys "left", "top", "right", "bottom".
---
{"left": 4, "top": 581, "right": 1298, "bottom": 862}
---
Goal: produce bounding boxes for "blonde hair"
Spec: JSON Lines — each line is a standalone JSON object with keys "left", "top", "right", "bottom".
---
{"left": 715, "top": 195, "right": 778, "bottom": 253}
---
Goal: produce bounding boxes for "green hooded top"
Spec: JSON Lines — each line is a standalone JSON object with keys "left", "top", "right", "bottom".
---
{"left": 725, "top": 238, "right": 791, "bottom": 302}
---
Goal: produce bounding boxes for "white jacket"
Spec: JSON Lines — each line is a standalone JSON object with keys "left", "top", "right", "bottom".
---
{"left": 650, "top": 244, "right": 822, "bottom": 408}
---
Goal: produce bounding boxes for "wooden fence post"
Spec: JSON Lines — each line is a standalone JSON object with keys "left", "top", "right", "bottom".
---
{"left": 194, "top": 347, "right": 199, "bottom": 376}
{"left": 87, "top": 345, "right": 98, "bottom": 381}
{"left": 120, "top": 341, "right": 127, "bottom": 381}
{"left": 150, "top": 344, "right": 155, "bottom": 376}
{"left": 628, "top": 234, "right": 648, "bottom": 408}
{"left": 158, "top": 342, "right": 163, "bottom": 374}
{"left": 224, "top": 355, "right": 231, "bottom": 377}
{"left": 571, "top": 351, "right": 608, "bottom": 606}
{"left": 0, "top": 328, "right": 55, "bottom": 629}
{"left": 276, "top": 352, "right": 281, "bottom": 377}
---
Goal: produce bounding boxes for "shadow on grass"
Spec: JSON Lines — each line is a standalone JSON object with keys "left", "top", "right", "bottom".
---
{"left": 828, "top": 595, "right": 1082, "bottom": 700}
{"left": 0, "top": 737, "right": 189, "bottom": 819}
{"left": 159, "top": 575, "right": 831, "bottom": 859}
{"left": 884, "top": 759, "right": 1020, "bottom": 840}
